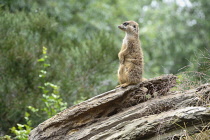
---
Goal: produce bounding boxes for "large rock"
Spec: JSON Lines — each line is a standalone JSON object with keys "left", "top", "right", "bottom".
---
{"left": 29, "top": 75, "right": 210, "bottom": 140}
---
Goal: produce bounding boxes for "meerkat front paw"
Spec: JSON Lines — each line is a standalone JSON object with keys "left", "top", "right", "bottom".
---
{"left": 118, "top": 53, "right": 125, "bottom": 63}
{"left": 119, "top": 57, "right": 124, "bottom": 64}
{"left": 120, "top": 59, "right": 125, "bottom": 64}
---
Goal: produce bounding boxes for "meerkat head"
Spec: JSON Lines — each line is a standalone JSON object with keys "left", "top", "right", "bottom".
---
{"left": 118, "top": 21, "right": 139, "bottom": 35}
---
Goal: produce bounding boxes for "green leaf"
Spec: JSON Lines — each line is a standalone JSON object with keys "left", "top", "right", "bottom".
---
{"left": 28, "top": 106, "right": 39, "bottom": 112}
{"left": 40, "top": 70, "right": 47, "bottom": 74}
{"left": 17, "top": 124, "right": 24, "bottom": 130}
{"left": 44, "top": 63, "right": 50, "bottom": 67}
{"left": 38, "top": 58, "right": 45, "bottom": 62}
{"left": 43, "top": 46, "right": 47, "bottom": 54}
{"left": 39, "top": 74, "right": 45, "bottom": 78}
{"left": 10, "top": 127, "right": 16, "bottom": 133}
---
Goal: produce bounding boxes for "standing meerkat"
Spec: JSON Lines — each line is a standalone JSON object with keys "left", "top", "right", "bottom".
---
{"left": 116, "top": 21, "right": 144, "bottom": 88}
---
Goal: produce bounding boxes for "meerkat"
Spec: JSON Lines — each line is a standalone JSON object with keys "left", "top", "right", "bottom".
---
{"left": 116, "top": 21, "right": 144, "bottom": 88}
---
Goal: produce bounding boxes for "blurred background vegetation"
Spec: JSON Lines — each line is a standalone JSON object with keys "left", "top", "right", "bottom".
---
{"left": 0, "top": 0, "right": 209, "bottom": 136}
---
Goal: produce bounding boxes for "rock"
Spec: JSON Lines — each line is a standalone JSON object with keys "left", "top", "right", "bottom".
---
{"left": 29, "top": 75, "right": 210, "bottom": 140}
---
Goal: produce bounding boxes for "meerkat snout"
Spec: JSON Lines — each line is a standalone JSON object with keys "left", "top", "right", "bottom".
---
{"left": 118, "top": 25, "right": 125, "bottom": 30}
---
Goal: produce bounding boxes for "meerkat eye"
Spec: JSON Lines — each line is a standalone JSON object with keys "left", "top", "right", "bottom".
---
{"left": 133, "top": 25, "right": 136, "bottom": 28}
{"left": 123, "top": 22, "right": 129, "bottom": 26}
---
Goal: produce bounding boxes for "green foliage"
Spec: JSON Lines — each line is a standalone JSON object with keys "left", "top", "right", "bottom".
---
{"left": 0, "top": 0, "right": 209, "bottom": 136}
{"left": 73, "top": 96, "right": 87, "bottom": 105}
{"left": 38, "top": 47, "right": 67, "bottom": 118}
{"left": 140, "top": 1, "right": 210, "bottom": 77}
{"left": 0, "top": 135, "right": 12, "bottom": 140}
{"left": 0, "top": 8, "right": 62, "bottom": 133}
{"left": 6, "top": 106, "right": 37, "bottom": 140}
{"left": 1, "top": 47, "right": 67, "bottom": 139}
{"left": 10, "top": 116, "right": 32, "bottom": 140}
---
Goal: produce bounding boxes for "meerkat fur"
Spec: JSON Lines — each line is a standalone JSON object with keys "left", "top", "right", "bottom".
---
{"left": 116, "top": 21, "right": 144, "bottom": 88}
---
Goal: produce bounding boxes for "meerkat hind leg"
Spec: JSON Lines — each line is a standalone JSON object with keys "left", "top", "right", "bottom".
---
{"left": 119, "top": 69, "right": 141, "bottom": 88}
{"left": 116, "top": 83, "right": 132, "bottom": 88}
{"left": 116, "top": 82, "right": 132, "bottom": 88}
{"left": 115, "top": 84, "right": 122, "bottom": 88}
{"left": 120, "top": 83, "right": 133, "bottom": 88}
{"left": 142, "top": 77, "right": 147, "bottom": 81}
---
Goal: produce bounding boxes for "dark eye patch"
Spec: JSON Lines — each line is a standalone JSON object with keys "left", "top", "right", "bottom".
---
{"left": 123, "top": 22, "right": 129, "bottom": 26}
{"left": 133, "top": 25, "right": 136, "bottom": 28}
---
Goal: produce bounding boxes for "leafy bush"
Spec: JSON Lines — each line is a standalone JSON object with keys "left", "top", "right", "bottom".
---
{"left": 0, "top": 47, "right": 67, "bottom": 139}
{"left": 38, "top": 47, "right": 67, "bottom": 118}
{"left": 0, "top": 9, "right": 64, "bottom": 133}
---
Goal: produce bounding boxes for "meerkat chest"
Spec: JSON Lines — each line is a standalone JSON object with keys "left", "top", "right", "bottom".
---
{"left": 122, "top": 36, "right": 138, "bottom": 49}
{"left": 122, "top": 37, "right": 128, "bottom": 46}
